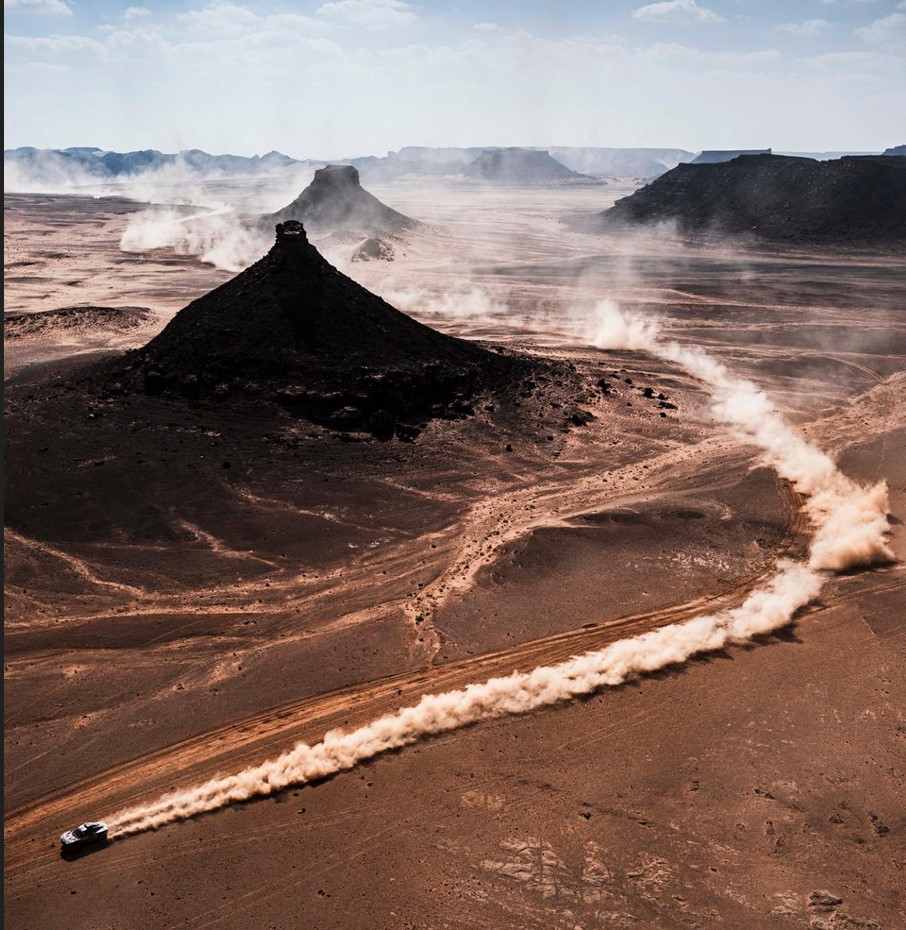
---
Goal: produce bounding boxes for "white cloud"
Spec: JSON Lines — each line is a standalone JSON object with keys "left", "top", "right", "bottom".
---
{"left": 632, "top": 0, "right": 723, "bottom": 24}
{"left": 123, "top": 6, "right": 152, "bottom": 19}
{"left": 649, "top": 42, "right": 780, "bottom": 68}
{"left": 265, "top": 13, "right": 330, "bottom": 33}
{"left": 316, "top": 0, "right": 416, "bottom": 29}
{"left": 473, "top": 22, "right": 497, "bottom": 31}
{"left": 4, "top": 0, "right": 71, "bottom": 13}
{"left": 776, "top": 19, "right": 831, "bottom": 36}
{"left": 5, "top": 6, "right": 903, "bottom": 156}
{"left": 856, "top": 11, "right": 906, "bottom": 43}
{"left": 806, "top": 49, "right": 893, "bottom": 69}
{"left": 178, "top": 1, "right": 259, "bottom": 37}
{"left": 5, "top": 33, "right": 104, "bottom": 52}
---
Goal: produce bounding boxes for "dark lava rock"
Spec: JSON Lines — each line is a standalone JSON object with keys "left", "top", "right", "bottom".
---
{"left": 143, "top": 369, "right": 165, "bottom": 395}
{"left": 180, "top": 373, "right": 200, "bottom": 398}
{"left": 568, "top": 409, "right": 595, "bottom": 427}
{"left": 368, "top": 409, "right": 395, "bottom": 440}
{"left": 265, "top": 165, "right": 419, "bottom": 237}
{"left": 329, "top": 406, "right": 363, "bottom": 428}
{"left": 808, "top": 891, "right": 843, "bottom": 911}
{"left": 598, "top": 154, "right": 906, "bottom": 243}
{"left": 130, "top": 221, "right": 527, "bottom": 436}
{"left": 395, "top": 423, "right": 421, "bottom": 442}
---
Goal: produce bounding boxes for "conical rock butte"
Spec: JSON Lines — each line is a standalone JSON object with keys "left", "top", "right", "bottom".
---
{"left": 132, "top": 221, "right": 519, "bottom": 440}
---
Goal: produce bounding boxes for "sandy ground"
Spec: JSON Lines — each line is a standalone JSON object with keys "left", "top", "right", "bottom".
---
{"left": 4, "top": 184, "right": 906, "bottom": 929}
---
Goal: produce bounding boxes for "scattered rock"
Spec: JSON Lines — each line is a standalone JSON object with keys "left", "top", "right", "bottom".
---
{"left": 808, "top": 891, "right": 844, "bottom": 911}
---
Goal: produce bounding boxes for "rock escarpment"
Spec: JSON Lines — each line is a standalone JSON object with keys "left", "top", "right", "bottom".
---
{"left": 599, "top": 154, "right": 906, "bottom": 242}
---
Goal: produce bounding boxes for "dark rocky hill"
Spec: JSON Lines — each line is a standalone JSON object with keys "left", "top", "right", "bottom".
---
{"left": 599, "top": 154, "right": 906, "bottom": 242}
{"left": 463, "top": 149, "right": 587, "bottom": 183}
{"left": 264, "top": 165, "right": 419, "bottom": 237}
{"left": 129, "top": 221, "right": 522, "bottom": 439}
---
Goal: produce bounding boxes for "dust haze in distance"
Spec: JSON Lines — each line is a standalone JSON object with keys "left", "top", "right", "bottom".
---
{"left": 5, "top": 154, "right": 318, "bottom": 273}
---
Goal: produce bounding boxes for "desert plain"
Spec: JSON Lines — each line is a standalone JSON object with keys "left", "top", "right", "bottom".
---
{"left": 4, "top": 177, "right": 905, "bottom": 930}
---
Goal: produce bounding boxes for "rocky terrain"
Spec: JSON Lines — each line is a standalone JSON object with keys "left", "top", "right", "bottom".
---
{"left": 4, "top": 183, "right": 904, "bottom": 930}
{"left": 598, "top": 153, "right": 906, "bottom": 243}
{"left": 4, "top": 305, "right": 152, "bottom": 340}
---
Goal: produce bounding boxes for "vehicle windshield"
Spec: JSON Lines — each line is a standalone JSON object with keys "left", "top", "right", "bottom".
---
{"left": 73, "top": 826, "right": 88, "bottom": 837}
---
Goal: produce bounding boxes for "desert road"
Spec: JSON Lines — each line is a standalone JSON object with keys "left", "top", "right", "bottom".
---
{"left": 5, "top": 544, "right": 814, "bottom": 879}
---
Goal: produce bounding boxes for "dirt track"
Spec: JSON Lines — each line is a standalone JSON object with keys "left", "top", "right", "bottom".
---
{"left": 3, "top": 552, "right": 800, "bottom": 864}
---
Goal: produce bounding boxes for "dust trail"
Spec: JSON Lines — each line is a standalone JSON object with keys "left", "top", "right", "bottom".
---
{"left": 581, "top": 300, "right": 892, "bottom": 572}
{"left": 108, "top": 302, "right": 891, "bottom": 837}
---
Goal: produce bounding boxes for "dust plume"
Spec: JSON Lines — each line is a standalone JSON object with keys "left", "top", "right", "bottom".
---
{"left": 120, "top": 206, "right": 272, "bottom": 274}
{"left": 107, "top": 301, "right": 891, "bottom": 838}
{"left": 381, "top": 285, "right": 509, "bottom": 322}
{"left": 6, "top": 152, "right": 318, "bottom": 273}
{"left": 582, "top": 300, "right": 893, "bottom": 571}
{"left": 116, "top": 165, "right": 317, "bottom": 272}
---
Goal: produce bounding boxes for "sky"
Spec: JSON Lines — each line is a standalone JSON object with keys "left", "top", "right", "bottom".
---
{"left": 4, "top": 0, "right": 905, "bottom": 157}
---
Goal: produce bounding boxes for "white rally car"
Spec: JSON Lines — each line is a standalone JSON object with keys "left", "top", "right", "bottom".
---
{"left": 60, "top": 821, "right": 109, "bottom": 850}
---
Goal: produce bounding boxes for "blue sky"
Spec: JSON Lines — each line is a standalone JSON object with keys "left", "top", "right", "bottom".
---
{"left": 4, "top": 0, "right": 905, "bottom": 156}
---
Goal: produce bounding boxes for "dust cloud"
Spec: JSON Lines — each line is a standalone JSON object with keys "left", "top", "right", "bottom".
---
{"left": 106, "top": 300, "right": 891, "bottom": 838}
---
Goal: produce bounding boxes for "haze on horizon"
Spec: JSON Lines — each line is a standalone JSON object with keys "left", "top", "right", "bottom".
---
{"left": 4, "top": 0, "right": 905, "bottom": 159}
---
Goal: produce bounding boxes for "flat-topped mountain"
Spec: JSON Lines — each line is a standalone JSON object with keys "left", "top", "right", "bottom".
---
{"left": 463, "top": 148, "right": 588, "bottom": 184}
{"left": 341, "top": 146, "right": 692, "bottom": 180}
{"left": 264, "top": 165, "right": 419, "bottom": 237}
{"left": 599, "top": 154, "right": 906, "bottom": 243}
